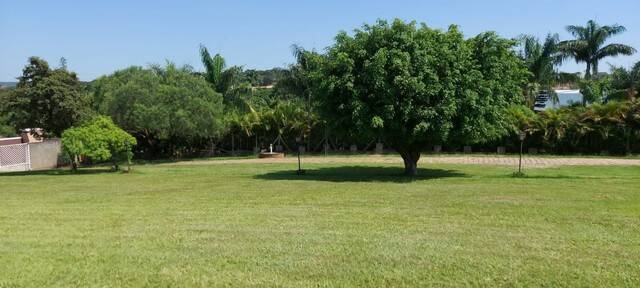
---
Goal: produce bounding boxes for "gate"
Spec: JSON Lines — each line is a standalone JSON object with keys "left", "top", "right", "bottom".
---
{"left": 0, "top": 143, "right": 31, "bottom": 172}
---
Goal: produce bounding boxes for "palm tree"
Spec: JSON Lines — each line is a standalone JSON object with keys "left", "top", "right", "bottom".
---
{"left": 520, "top": 34, "right": 562, "bottom": 85}
{"left": 594, "top": 100, "right": 640, "bottom": 155}
{"left": 559, "top": 20, "right": 636, "bottom": 79}
{"left": 279, "top": 45, "right": 320, "bottom": 148}
{"left": 518, "top": 34, "right": 563, "bottom": 106}
{"left": 199, "top": 44, "right": 226, "bottom": 91}
{"left": 540, "top": 108, "right": 571, "bottom": 150}
{"left": 260, "top": 99, "right": 312, "bottom": 151}
{"left": 199, "top": 44, "right": 248, "bottom": 106}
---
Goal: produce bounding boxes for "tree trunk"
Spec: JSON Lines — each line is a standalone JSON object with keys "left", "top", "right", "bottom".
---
{"left": 231, "top": 133, "right": 235, "bottom": 156}
{"left": 592, "top": 61, "right": 599, "bottom": 78}
{"left": 112, "top": 155, "right": 120, "bottom": 171}
{"left": 71, "top": 154, "right": 78, "bottom": 171}
{"left": 626, "top": 128, "right": 632, "bottom": 156}
{"left": 585, "top": 62, "right": 591, "bottom": 80}
{"left": 399, "top": 150, "right": 420, "bottom": 176}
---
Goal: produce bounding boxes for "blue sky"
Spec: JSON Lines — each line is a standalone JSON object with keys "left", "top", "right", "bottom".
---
{"left": 1, "top": 0, "right": 639, "bottom": 81}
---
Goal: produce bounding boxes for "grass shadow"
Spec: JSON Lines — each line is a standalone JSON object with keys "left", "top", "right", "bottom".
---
{"left": 0, "top": 168, "right": 116, "bottom": 177}
{"left": 255, "top": 165, "right": 467, "bottom": 183}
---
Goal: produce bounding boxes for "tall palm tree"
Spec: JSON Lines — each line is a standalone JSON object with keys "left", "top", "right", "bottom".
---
{"left": 199, "top": 44, "right": 247, "bottom": 106}
{"left": 281, "top": 44, "right": 320, "bottom": 147}
{"left": 518, "top": 34, "right": 562, "bottom": 106}
{"left": 199, "top": 44, "right": 226, "bottom": 91}
{"left": 559, "top": 20, "right": 636, "bottom": 79}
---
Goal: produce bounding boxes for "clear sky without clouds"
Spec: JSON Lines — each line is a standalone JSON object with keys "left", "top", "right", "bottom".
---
{"left": 1, "top": 0, "right": 639, "bottom": 81}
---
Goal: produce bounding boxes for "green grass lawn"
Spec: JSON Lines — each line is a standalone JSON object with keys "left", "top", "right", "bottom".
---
{"left": 1, "top": 160, "right": 639, "bottom": 287}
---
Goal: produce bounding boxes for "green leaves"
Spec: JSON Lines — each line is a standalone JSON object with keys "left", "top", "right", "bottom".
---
{"left": 371, "top": 116, "right": 384, "bottom": 129}
{"left": 579, "top": 78, "right": 610, "bottom": 105}
{"left": 62, "top": 116, "right": 137, "bottom": 168}
{"left": 315, "top": 19, "right": 527, "bottom": 151}
{"left": 518, "top": 33, "right": 561, "bottom": 91}
{"left": 2, "top": 57, "right": 92, "bottom": 136}
{"left": 91, "top": 63, "right": 225, "bottom": 156}
{"left": 199, "top": 45, "right": 247, "bottom": 108}
{"left": 559, "top": 20, "right": 636, "bottom": 78}
{"left": 200, "top": 45, "right": 226, "bottom": 90}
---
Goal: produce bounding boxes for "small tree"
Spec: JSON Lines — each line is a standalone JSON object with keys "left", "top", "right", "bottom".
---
{"left": 579, "top": 78, "right": 610, "bottom": 105}
{"left": 62, "top": 116, "right": 137, "bottom": 171}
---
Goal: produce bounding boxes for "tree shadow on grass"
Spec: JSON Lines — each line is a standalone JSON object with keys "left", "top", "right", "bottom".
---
{"left": 255, "top": 166, "right": 467, "bottom": 183}
{"left": 0, "top": 168, "right": 115, "bottom": 177}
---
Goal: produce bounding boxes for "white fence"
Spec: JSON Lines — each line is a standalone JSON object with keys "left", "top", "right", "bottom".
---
{"left": 0, "top": 143, "right": 31, "bottom": 172}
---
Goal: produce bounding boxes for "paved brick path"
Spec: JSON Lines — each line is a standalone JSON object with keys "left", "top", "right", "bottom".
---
{"left": 173, "top": 155, "right": 640, "bottom": 168}
{"left": 421, "top": 156, "right": 640, "bottom": 167}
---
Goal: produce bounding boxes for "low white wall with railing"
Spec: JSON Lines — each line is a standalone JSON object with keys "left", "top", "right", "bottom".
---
{"left": 0, "top": 143, "right": 31, "bottom": 172}
{"left": 0, "top": 139, "right": 61, "bottom": 173}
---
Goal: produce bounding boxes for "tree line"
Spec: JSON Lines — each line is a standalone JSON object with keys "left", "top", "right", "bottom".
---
{"left": 0, "top": 19, "right": 638, "bottom": 174}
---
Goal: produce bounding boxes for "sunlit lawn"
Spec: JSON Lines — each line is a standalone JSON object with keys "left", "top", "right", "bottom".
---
{"left": 1, "top": 160, "right": 639, "bottom": 287}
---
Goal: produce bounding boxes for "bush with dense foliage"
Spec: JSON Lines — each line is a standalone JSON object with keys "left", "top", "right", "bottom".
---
{"left": 91, "top": 63, "right": 225, "bottom": 158}
{"left": 62, "top": 116, "right": 137, "bottom": 171}
{"left": 509, "top": 100, "right": 640, "bottom": 155}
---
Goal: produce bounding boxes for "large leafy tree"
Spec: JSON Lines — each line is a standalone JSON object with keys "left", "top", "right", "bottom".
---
{"left": 313, "top": 19, "right": 528, "bottom": 175}
{"left": 1, "top": 57, "right": 91, "bottom": 136}
{"left": 91, "top": 63, "right": 225, "bottom": 157}
{"left": 559, "top": 20, "right": 636, "bottom": 79}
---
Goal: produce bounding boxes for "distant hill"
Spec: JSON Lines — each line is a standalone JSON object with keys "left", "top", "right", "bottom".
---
{"left": 0, "top": 81, "right": 94, "bottom": 89}
{"left": 0, "top": 82, "right": 17, "bottom": 88}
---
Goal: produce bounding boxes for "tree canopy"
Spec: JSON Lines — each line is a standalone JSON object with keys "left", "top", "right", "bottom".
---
{"left": 559, "top": 20, "right": 636, "bottom": 79}
{"left": 199, "top": 45, "right": 250, "bottom": 108}
{"left": 62, "top": 116, "right": 137, "bottom": 171}
{"left": 517, "top": 34, "right": 562, "bottom": 106}
{"left": 0, "top": 88, "right": 16, "bottom": 136}
{"left": 91, "top": 63, "right": 225, "bottom": 157}
{"left": 608, "top": 62, "right": 640, "bottom": 101}
{"left": 0, "top": 57, "right": 92, "bottom": 136}
{"left": 312, "top": 19, "right": 528, "bottom": 175}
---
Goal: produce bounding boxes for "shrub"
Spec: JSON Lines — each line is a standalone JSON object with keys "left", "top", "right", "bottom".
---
{"left": 62, "top": 116, "right": 137, "bottom": 171}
